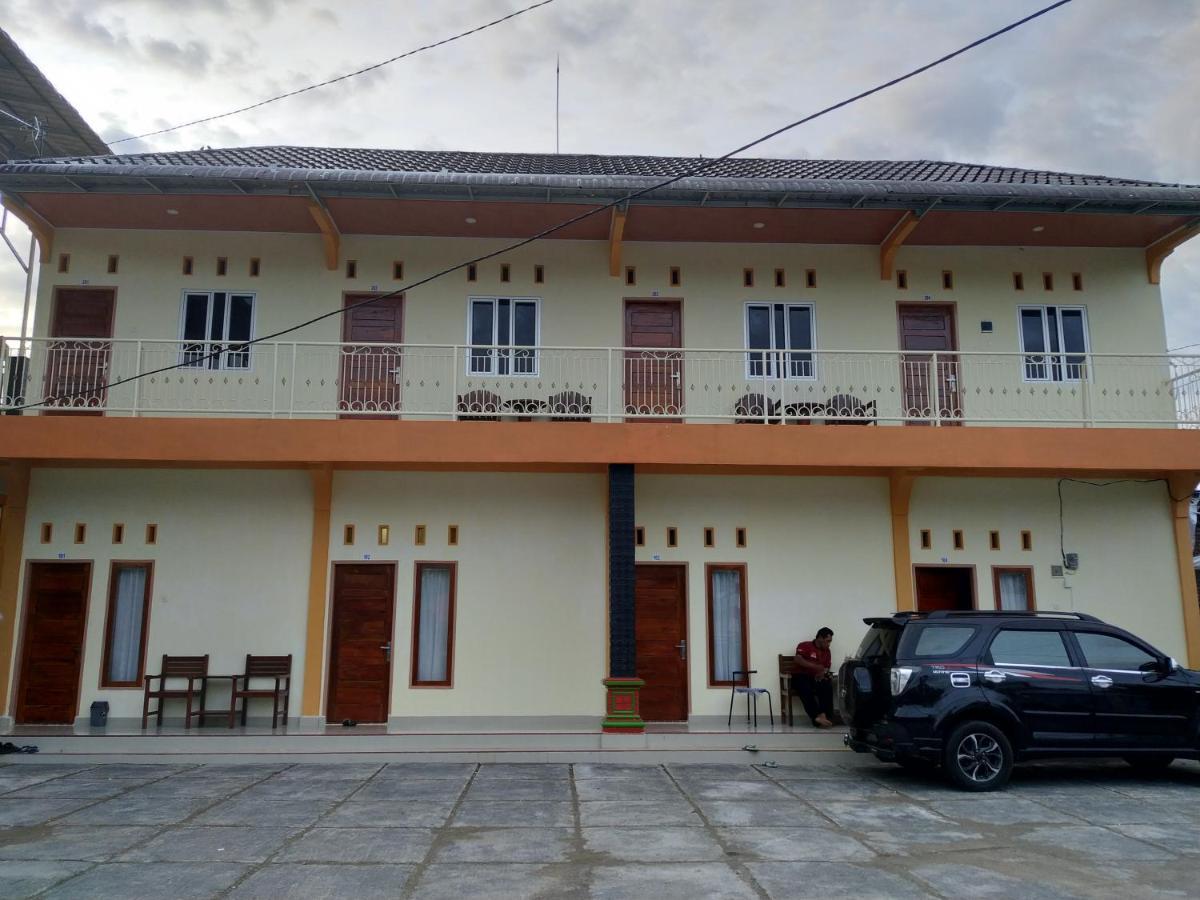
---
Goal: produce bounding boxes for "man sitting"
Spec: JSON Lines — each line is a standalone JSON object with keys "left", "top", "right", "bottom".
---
{"left": 791, "top": 627, "right": 835, "bottom": 728}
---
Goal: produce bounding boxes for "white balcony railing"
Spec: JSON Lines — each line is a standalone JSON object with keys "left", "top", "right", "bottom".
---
{"left": 2, "top": 336, "right": 1199, "bottom": 427}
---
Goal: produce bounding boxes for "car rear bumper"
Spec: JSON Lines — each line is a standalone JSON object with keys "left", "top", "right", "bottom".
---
{"left": 845, "top": 722, "right": 942, "bottom": 762}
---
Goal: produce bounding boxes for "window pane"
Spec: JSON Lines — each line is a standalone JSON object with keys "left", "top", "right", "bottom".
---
{"left": 469, "top": 301, "right": 494, "bottom": 373}
{"left": 996, "top": 571, "right": 1030, "bottom": 610}
{"left": 226, "top": 295, "right": 253, "bottom": 369}
{"left": 1060, "top": 309, "right": 1087, "bottom": 378}
{"left": 513, "top": 302, "right": 537, "bottom": 375}
{"left": 910, "top": 625, "right": 976, "bottom": 658}
{"left": 787, "top": 305, "right": 814, "bottom": 377}
{"left": 209, "top": 293, "right": 227, "bottom": 343}
{"left": 989, "top": 630, "right": 1071, "bottom": 666}
{"left": 107, "top": 565, "right": 148, "bottom": 684}
{"left": 416, "top": 566, "right": 453, "bottom": 683}
{"left": 746, "top": 305, "right": 770, "bottom": 377}
{"left": 1075, "top": 632, "right": 1156, "bottom": 671}
{"left": 182, "top": 294, "right": 210, "bottom": 366}
{"left": 1020, "top": 309, "right": 1047, "bottom": 380}
{"left": 772, "top": 304, "right": 786, "bottom": 351}
{"left": 496, "top": 299, "right": 511, "bottom": 346}
{"left": 710, "top": 569, "right": 744, "bottom": 682}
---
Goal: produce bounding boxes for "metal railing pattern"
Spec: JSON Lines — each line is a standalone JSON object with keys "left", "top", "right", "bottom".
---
{"left": 2, "top": 337, "right": 1198, "bottom": 427}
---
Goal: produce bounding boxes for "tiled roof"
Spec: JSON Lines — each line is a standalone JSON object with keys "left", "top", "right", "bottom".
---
{"left": 26, "top": 146, "right": 1188, "bottom": 189}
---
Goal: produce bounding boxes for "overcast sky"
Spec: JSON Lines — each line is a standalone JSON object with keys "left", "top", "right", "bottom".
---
{"left": 1, "top": 0, "right": 1198, "bottom": 350}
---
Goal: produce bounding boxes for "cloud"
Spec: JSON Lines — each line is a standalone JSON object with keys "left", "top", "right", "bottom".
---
{"left": 143, "top": 37, "right": 212, "bottom": 76}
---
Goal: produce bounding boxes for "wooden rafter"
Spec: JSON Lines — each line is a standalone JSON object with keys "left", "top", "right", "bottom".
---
{"left": 608, "top": 205, "right": 627, "bottom": 277}
{"left": 1, "top": 192, "right": 54, "bottom": 263}
{"left": 879, "top": 211, "right": 920, "bottom": 281}
{"left": 1145, "top": 219, "right": 1200, "bottom": 285}
{"left": 306, "top": 195, "right": 340, "bottom": 271}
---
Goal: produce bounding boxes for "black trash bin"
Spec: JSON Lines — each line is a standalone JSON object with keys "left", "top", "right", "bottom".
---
{"left": 89, "top": 701, "right": 109, "bottom": 728}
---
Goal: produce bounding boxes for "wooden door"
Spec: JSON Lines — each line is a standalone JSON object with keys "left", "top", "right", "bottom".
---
{"left": 15, "top": 562, "right": 91, "bottom": 724}
{"left": 898, "top": 304, "right": 961, "bottom": 424}
{"left": 327, "top": 563, "right": 395, "bottom": 723}
{"left": 635, "top": 564, "right": 688, "bottom": 721}
{"left": 45, "top": 288, "right": 115, "bottom": 413}
{"left": 624, "top": 301, "right": 682, "bottom": 418}
{"left": 339, "top": 293, "right": 404, "bottom": 418}
{"left": 914, "top": 566, "right": 975, "bottom": 612}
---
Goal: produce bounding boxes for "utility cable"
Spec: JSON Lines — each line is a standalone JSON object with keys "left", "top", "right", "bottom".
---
{"left": 109, "top": 0, "right": 559, "bottom": 145}
{"left": 12, "top": 0, "right": 1075, "bottom": 411}
{"left": 1056, "top": 478, "right": 1195, "bottom": 569}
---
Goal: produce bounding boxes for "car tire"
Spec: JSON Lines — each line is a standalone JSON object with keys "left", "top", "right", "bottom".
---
{"left": 942, "top": 721, "right": 1013, "bottom": 792}
{"left": 1123, "top": 754, "right": 1175, "bottom": 773}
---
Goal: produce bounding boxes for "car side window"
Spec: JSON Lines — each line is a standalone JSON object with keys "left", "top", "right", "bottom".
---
{"left": 907, "top": 625, "right": 977, "bottom": 658}
{"left": 1074, "top": 632, "right": 1156, "bottom": 671}
{"left": 987, "top": 629, "right": 1071, "bottom": 667}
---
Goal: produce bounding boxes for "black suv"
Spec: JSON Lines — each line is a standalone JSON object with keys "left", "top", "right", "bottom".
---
{"left": 839, "top": 610, "right": 1200, "bottom": 791}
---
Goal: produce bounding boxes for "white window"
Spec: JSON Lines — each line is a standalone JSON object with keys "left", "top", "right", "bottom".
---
{"left": 1018, "top": 306, "right": 1089, "bottom": 382}
{"left": 745, "top": 302, "right": 815, "bottom": 378}
{"left": 468, "top": 297, "right": 539, "bottom": 376}
{"left": 180, "top": 291, "right": 255, "bottom": 369}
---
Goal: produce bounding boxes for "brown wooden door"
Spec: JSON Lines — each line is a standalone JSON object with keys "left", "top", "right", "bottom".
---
{"left": 898, "top": 304, "right": 961, "bottom": 424}
{"left": 339, "top": 293, "right": 404, "bottom": 418}
{"left": 45, "top": 288, "right": 115, "bottom": 413}
{"left": 914, "top": 566, "right": 975, "bottom": 612}
{"left": 624, "top": 301, "right": 682, "bottom": 418}
{"left": 635, "top": 564, "right": 688, "bottom": 721}
{"left": 15, "top": 562, "right": 91, "bottom": 724}
{"left": 327, "top": 563, "right": 395, "bottom": 723}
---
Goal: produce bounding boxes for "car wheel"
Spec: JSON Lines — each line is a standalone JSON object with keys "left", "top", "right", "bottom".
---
{"left": 943, "top": 721, "right": 1013, "bottom": 792}
{"left": 1123, "top": 754, "right": 1175, "bottom": 773}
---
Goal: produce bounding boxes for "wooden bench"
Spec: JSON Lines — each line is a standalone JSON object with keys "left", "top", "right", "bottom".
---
{"left": 778, "top": 654, "right": 798, "bottom": 725}
{"left": 227, "top": 654, "right": 292, "bottom": 728}
{"left": 142, "top": 654, "right": 209, "bottom": 728}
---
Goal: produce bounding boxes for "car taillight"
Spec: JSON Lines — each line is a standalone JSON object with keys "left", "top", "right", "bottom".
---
{"left": 890, "top": 666, "right": 916, "bottom": 696}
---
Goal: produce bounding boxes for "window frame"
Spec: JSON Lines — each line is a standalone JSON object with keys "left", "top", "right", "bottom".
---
{"left": 1070, "top": 629, "right": 1160, "bottom": 674}
{"left": 705, "top": 562, "right": 750, "bottom": 687}
{"left": 178, "top": 289, "right": 257, "bottom": 371}
{"left": 992, "top": 566, "right": 1036, "bottom": 611}
{"left": 99, "top": 561, "right": 154, "bottom": 688}
{"left": 984, "top": 627, "right": 1074, "bottom": 668}
{"left": 410, "top": 561, "right": 458, "bottom": 688}
{"left": 743, "top": 301, "right": 817, "bottom": 380}
{"left": 1016, "top": 305, "right": 1090, "bottom": 383}
{"left": 465, "top": 295, "right": 541, "bottom": 377}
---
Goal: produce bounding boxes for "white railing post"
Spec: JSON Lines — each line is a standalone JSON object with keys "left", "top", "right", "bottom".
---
{"left": 762, "top": 350, "right": 770, "bottom": 423}
{"left": 606, "top": 347, "right": 614, "bottom": 422}
{"left": 450, "top": 345, "right": 459, "bottom": 419}
{"left": 930, "top": 352, "right": 941, "bottom": 427}
{"left": 269, "top": 342, "right": 279, "bottom": 419}
{"left": 131, "top": 340, "right": 142, "bottom": 416}
{"left": 1081, "top": 355, "right": 1092, "bottom": 427}
{"left": 287, "top": 343, "right": 297, "bottom": 419}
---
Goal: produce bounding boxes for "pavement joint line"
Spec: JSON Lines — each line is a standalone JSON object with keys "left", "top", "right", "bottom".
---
{"left": 213, "top": 760, "right": 388, "bottom": 898}
{"left": 567, "top": 762, "right": 588, "bottom": 897}
{"left": 398, "top": 762, "right": 482, "bottom": 900}
{"left": 659, "top": 764, "right": 771, "bottom": 900}
{"left": 24, "top": 760, "right": 295, "bottom": 898}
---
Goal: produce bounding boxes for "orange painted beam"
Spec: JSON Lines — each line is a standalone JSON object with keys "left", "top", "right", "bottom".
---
{"left": 1, "top": 194, "right": 54, "bottom": 263}
{"left": 2, "top": 418, "right": 1200, "bottom": 477}
{"left": 1167, "top": 473, "right": 1200, "bottom": 668}
{"left": 306, "top": 198, "right": 340, "bottom": 271}
{"left": 1146, "top": 220, "right": 1200, "bottom": 284}
{"left": 608, "top": 206, "right": 626, "bottom": 277}
{"left": 880, "top": 211, "right": 919, "bottom": 280}
{"left": 889, "top": 472, "right": 916, "bottom": 612}
{"left": 0, "top": 462, "right": 30, "bottom": 717}
{"left": 301, "top": 466, "right": 333, "bottom": 718}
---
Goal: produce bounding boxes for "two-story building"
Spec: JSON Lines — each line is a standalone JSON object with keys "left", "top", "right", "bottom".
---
{"left": 0, "top": 147, "right": 1198, "bottom": 736}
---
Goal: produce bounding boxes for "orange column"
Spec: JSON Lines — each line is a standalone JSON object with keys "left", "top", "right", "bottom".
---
{"left": 301, "top": 466, "right": 333, "bottom": 719}
{"left": 890, "top": 472, "right": 915, "bottom": 612}
{"left": 0, "top": 463, "right": 31, "bottom": 717}
{"left": 1168, "top": 474, "right": 1200, "bottom": 668}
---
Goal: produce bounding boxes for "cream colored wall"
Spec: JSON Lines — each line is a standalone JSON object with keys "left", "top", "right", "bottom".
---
{"left": 328, "top": 471, "right": 608, "bottom": 718}
{"left": 634, "top": 474, "right": 895, "bottom": 718}
{"left": 12, "top": 469, "right": 312, "bottom": 720}
{"left": 909, "top": 477, "right": 1187, "bottom": 660}
{"left": 27, "top": 229, "right": 1171, "bottom": 422}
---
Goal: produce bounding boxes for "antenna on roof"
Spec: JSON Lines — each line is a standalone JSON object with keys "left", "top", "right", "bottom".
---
{"left": 555, "top": 54, "right": 560, "bottom": 154}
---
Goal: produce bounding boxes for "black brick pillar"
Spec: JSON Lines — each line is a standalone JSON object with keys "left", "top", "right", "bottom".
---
{"left": 607, "top": 463, "right": 636, "bottom": 678}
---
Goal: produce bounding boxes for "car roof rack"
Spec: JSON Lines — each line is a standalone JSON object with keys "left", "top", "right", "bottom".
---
{"left": 921, "top": 610, "right": 1103, "bottom": 623}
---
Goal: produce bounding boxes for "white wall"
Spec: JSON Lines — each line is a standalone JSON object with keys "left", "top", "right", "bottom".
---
{"left": 909, "top": 477, "right": 1187, "bottom": 660}
{"left": 14, "top": 469, "right": 312, "bottom": 720}
{"left": 329, "top": 471, "right": 608, "bottom": 718}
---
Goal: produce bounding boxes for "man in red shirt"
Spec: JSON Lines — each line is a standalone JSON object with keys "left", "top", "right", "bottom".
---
{"left": 791, "top": 627, "right": 835, "bottom": 728}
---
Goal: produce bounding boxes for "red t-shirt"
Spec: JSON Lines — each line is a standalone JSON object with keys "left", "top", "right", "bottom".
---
{"left": 795, "top": 640, "right": 831, "bottom": 673}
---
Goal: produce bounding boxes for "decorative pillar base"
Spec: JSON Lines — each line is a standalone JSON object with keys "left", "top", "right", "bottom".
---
{"left": 601, "top": 677, "right": 646, "bottom": 733}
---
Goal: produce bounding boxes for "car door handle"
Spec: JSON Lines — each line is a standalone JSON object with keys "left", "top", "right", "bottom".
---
{"left": 983, "top": 670, "right": 1007, "bottom": 683}
{"left": 1090, "top": 675, "right": 1113, "bottom": 689}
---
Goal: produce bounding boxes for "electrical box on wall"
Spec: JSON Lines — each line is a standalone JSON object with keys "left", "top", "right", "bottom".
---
{"left": 1050, "top": 564, "right": 1064, "bottom": 577}
{"left": 1063, "top": 553, "right": 1079, "bottom": 571}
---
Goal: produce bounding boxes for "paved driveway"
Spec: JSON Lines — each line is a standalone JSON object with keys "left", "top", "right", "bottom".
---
{"left": 0, "top": 758, "right": 1197, "bottom": 898}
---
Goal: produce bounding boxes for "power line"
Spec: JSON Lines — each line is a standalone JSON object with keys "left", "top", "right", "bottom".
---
{"left": 109, "top": 0, "right": 559, "bottom": 146}
{"left": 17, "top": 0, "right": 1075, "bottom": 412}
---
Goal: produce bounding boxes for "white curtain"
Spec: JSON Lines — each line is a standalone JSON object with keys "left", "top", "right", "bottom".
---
{"left": 417, "top": 566, "right": 452, "bottom": 682}
{"left": 711, "top": 569, "right": 743, "bottom": 681}
{"left": 997, "top": 571, "right": 1029, "bottom": 611}
{"left": 108, "top": 566, "right": 147, "bottom": 682}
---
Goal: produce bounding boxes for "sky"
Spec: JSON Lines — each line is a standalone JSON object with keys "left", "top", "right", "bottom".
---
{"left": 1, "top": 0, "right": 1198, "bottom": 349}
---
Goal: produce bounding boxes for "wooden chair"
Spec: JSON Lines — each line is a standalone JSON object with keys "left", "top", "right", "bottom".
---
{"left": 228, "top": 654, "right": 292, "bottom": 728}
{"left": 826, "top": 394, "right": 877, "bottom": 425}
{"left": 548, "top": 390, "right": 592, "bottom": 421}
{"left": 734, "top": 393, "right": 780, "bottom": 424}
{"left": 456, "top": 389, "right": 501, "bottom": 420}
{"left": 142, "top": 655, "right": 209, "bottom": 728}
{"left": 778, "top": 654, "right": 798, "bottom": 725}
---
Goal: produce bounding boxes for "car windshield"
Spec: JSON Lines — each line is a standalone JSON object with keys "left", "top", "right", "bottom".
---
{"left": 854, "top": 624, "right": 900, "bottom": 662}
